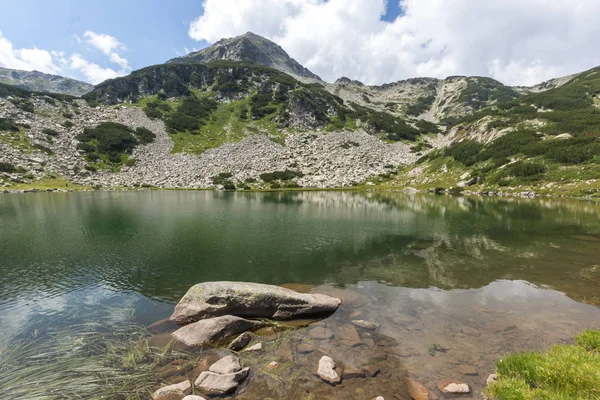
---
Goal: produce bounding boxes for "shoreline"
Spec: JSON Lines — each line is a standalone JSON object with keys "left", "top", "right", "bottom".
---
{"left": 2, "top": 183, "right": 600, "bottom": 199}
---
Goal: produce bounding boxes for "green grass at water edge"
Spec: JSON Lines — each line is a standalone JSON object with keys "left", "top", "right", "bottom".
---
{"left": 485, "top": 329, "right": 600, "bottom": 400}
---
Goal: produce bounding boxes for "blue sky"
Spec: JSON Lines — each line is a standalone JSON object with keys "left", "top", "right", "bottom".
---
{"left": 0, "top": 0, "right": 204, "bottom": 71}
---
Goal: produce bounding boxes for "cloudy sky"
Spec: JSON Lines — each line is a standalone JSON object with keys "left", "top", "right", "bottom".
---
{"left": 1, "top": 0, "right": 600, "bottom": 86}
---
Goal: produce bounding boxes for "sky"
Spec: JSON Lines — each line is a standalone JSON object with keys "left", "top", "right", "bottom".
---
{"left": 1, "top": 0, "right": 600, "bottom": 86}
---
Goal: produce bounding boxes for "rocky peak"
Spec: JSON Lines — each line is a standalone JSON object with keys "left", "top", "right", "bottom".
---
{"left": 168, "top": 32, "right": 322, "bottom": 83}
{"left": 334, "top": 77, "right": 364, "bottom": 86}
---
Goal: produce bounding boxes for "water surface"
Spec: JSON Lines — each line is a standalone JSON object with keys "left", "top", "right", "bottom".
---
{"left": 0, "top": 191, "right": 599, "bottom": 399}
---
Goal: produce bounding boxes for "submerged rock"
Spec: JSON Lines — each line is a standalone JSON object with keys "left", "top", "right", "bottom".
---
{"left": 243, "top": 342, "right": 263, "bottom": 352}
{"left": 209, "top": 355, "right": 241, "bottom": 374}
{"left": 351, "top": 319, "right": 378, "bottom": 330}
{"left": 195, "top": 367, "right": 250, "bottom": 395}
{"left": 337, "top": 324, "right": 363, "bottom": 347}
{"left": 317, "top": 356, "right": 342, "bottom": 384}
{"left": 172, "top": 315, "right": 261, "bottom": 347}
{"left": 308, "top": 326, "right": 334, "bottom": 340}
{"left": 229, "top": 332, "right": 252, "bottom": 351}
{"left": 405, "top": 378, "right": 434, "bottom": 400}
{"left": 435, "top": 380, "right": 471, "bottom": 394}
{"left": 152, "top": 380, "right": 191, "bottom": 400}
{"left": 457, "top": 364, "right": 478, "bottom": 375}
{"left": 170, "top": 281, "right": 342, "bottom": 324}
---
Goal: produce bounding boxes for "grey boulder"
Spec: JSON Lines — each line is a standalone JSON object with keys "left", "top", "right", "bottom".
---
{"left": 195, "top": 367, "right": 250, "bottom": 395}
{"left": 172, "top": 315, "right": 262, "bottom": 347}
{"left": 209, "top": 355, "right": 241, "bottom": 374}
{"left": 170, "top": 281, "right": 342, "bottom": 324}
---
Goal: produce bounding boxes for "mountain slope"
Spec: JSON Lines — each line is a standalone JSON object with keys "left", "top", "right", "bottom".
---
{"left": 168, "top": 32, "right": 322, "bottom": 83}
{"left": 0, "top": 67, "right": 93, "bottom": 96}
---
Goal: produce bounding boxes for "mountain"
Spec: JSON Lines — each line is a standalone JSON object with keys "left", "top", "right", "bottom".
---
{"left": 0, "top": 67, "right": 93, "bottom": 96}
{"left": 168, "top": 32, "right": 322, "bottom": 83}
{"left": 1, "top": 33, "right": 599, "bottom": 196}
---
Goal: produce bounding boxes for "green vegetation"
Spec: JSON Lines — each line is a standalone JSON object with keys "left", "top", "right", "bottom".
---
{"left": 76, "top": 122, "right": 155, "bottom": 170}
{"left": 0, "top": 162, "right": 25, "bottom": 173}
{"left": 0, "top": 117, "right": 33, "bottom": 152}
{"left": 406, "top": 95, "right": 435, "bottom": 116}
{"left": 259, "top": 170, "right": 304, "bottom": 183}
{"left": 42, "top": 128, "right": 59, "bottom": 136}
{"left": 485, "top": 329, "right": 600, "bottom": 400}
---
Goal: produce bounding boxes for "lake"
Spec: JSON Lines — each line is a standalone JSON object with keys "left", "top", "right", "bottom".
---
{"left": 1, "top": 191, "right": 599, "bottom": 399}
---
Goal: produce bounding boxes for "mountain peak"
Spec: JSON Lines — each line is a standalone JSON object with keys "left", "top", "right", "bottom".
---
{"left": 168, "top": 32, "right": 322, "bottom": 83}
{"left": 0, "top": 66, "right": 93, "bottom": 96}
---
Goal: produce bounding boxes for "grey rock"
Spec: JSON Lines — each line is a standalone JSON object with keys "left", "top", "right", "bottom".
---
{"left": 152, "top": 380, "right": 191, "bottom": 400}
{"left": 229, "top": 332, "right": 252, "bottom": 351}
{"left": 209, "top": 355, "right": 241, "bottom": 374}
{"left": 194, "top": 367, "right": 250, "bottom": 395}
{"left": 172, "top": 315, "right": 261, "bottom": 347}
{"left": 170, "top": 281, "right": 341, "bottom": 324}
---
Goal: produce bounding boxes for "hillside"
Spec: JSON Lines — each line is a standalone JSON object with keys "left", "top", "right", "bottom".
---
{"left": 168, "top": 32, "right": 322, "bottom": 83}
{"left": 0, "top": 32, "right": 599, "bottom": 195}
{"left": 382, "top": 66, "right": 600, "bottom": 196}
{"left": 0, "top": 67, "right": 93, "bottom": 96}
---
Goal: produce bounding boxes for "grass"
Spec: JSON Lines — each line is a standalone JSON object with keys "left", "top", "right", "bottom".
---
{"left": 9, "top": 176, "right": 91, "bottom": 191}
{"left": 0, "top": 127, "right": 33, "bottom": 153}
{"left": 485, "top": 329, "right": 600, "bottom": 400}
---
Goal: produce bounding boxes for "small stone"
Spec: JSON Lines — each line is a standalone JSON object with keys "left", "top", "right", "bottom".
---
{"left": 362, "top": 365, "right": 380, "bottom": 377}
{"left": 342, "top": 365, "right": 365, "bottom": 379}
{"left": 462, "top": 326, "right": 481, "bottom": 337}
{"left": 229, "top": 332, "right": 252, "bottom": 351}
{"left": 457, "top": 365, "right": 478, "bottom": 375}
{"left": 195, "top": 367, "right": 250, "bottom": 395}
{"left": 309, "top": 326, "right": 334, "bottom": 340}
{"left": 268, "top": 361, "right": 279, "bottom": 369}
{"left": 486, "top": 374, "right": 498, "bottom": 386}
{"left": 337, "top": 324, "right": 363, "bottom": 347}
{"left": 405, "top": 377, "right": 434, "bottom": 400}
{"left": 244, "top": 342, "right": 262, "bottom": 352}
{"left": 182, "top": 396, "right": 207, "bottom": 400}
{"left": 435, "top": 380, "right": 471, "bottom": 394}
{"left": 351, "top": 320, "right": 378, "bottom": 330}
{"left": 152, "top": 380, "right": 192, "bottom": 400}
{"left": 297, "top": 343, "right": 315, "bottom": 353}
{"left": 209, "top": 355, "right": 241, "bottom": 375}
{"left": 317, "top": 356, "right": 341, "bottom": 384}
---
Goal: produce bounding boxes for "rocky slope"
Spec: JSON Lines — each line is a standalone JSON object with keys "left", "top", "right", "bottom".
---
{"left": 0, "top": 32, "right": 598, "bottom": 194}
{"left": 0, "top": 67, "right": 93, "bottom": 96}
{"left": 168, "top": 32, "right": 322, "bottom": 83}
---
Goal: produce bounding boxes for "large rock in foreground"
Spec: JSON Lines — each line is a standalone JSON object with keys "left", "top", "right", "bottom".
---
{"left": 172, "top": 315, "right": 262, "bottom": 347}
{"left": 195, "top": 368, "right": 250, "bottom": 395}
{"left": 171, "top": 281, "right": 342, "bottom": 324}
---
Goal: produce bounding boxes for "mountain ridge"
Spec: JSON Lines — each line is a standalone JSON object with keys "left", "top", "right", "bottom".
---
{"left": 0, "top": 67, "right": 93, "bottom": 97}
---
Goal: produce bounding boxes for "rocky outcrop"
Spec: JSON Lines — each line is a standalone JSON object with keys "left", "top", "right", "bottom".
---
{"left": 172, "top": 315, "right": 261, "bottom": 347}
{"left": 168, "top": 32, "right": 322, "bottom": 83}
{"left": 170, "top": 281, "right": 341, "bottom": 324}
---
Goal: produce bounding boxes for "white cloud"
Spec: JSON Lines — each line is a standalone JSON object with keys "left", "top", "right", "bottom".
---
{"left": 0, "top": 31, "right": 61, "bottom": 74}
{"left": 0, "top": 30, "right": 131, "bottom": 85}
{"left": 70, "top": 54, "right": 123, "bottom": 84}
{"left": 83, "top": 31, "right": 121, "bottom": 55}
{"left": 188, "top": 0, "right": 600, "bottom": 86}
{"left": 109, "top": 53, "right": 129, "bottom": 70}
